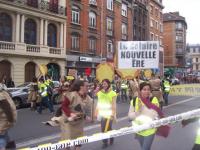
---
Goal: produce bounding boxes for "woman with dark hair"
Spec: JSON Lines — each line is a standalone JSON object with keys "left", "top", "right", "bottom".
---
{"left": 128, "top": 82, "right": 169, "bottom": 150}
{"left": 60, "top": 79, "right": 92, "bottom": 150}
{"left": 95, "top": 79, "right": 117, "bottom": 149}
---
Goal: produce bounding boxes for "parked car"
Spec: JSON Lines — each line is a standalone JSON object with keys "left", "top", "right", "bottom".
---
{"left": 171, "top": 77, "right": 180, "bottom": 85}
{"left": 7, "top": 81, "right": 60, "bottom": 108}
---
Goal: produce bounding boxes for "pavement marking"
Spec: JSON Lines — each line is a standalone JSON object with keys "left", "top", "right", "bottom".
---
{"left": 16, "top": 96, "right": 199, "bottom": 148}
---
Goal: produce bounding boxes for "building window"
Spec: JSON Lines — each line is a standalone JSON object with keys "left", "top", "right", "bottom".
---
{"left": 24, "top": 19, "right": 37, "bottom": 45}
{"left": 176, "top": 22, "right": 183, "bottom": 29}
{"left": 107, "top": 0, "right": 113, "bottom": 11}
{"left": 107, "top": 40, "right": 113, "bottom": 52}
{"left": 106, "top": 17, "right": 113, "bottom": 36}
{"left": 155, "top": 21, "right": 158, "bottom": 30}
{"left": 48, "top": 23, "right": 57, "bottom": 47}
{"left": 160, "top": 12, "right": 163, "bottom": 20}
{"left": 150, "top": 33, "right": 154, "bottom": 40}
{"left": 155, "top": 8, "right": 159, "bottom": 17}
{"left": 107, "top": 40, "right": 113, "bottom": 59}
{"left": 160, "top": 23, "right": 163, "bottom": 32}
{"left": 72, "top": 6, "right": 80, "bottom": 24}
{"left": 150, "top": 19, "right": 153, "bottom": 27}
{"left": 89, "top": 38, "right": 96, "bottom": 51}
{"left": 121, "top": 23, "right": 127, "bottom": 39}
{"left": 195, "top": 47, "right": 199, "bottom": 53}
{"left": 176, "top": 44, "right": 183, "bottom": 53}
{"left": 176, "top": 33, "right": 183, "bottom": 42}
{"left": 133, "top": 25, "right": 137, "bottom": 38}
{"left": 190, "top": 48, "right": 193, "bottom": 53}
{"left": 196, "top": 58, "right": 198, "bottom": 63}
{"left": 0, "top": 13, "right": 12, "bottom": 42}
{"left": 27, "top": 0, "right": 38, "bottom": 8}
{"left": 121, "top": 3, "right": 127, "bottom": 17}
{"left": 196, "top": 64, "right": 199, "bottom": 70}
{"left": 159, "top": 37, "right": 162, "bottom": 45}
{"left": 193, "top": 48, "right": 196, "bottom": 53}
{"left": 89, "top": 11, "right": 96, "bottom": 28}
{"left": 49, "top": 0, "right": 58, "bottom": 13}
{"left": 89, "top": 0, "right": 97, "bottom": 5}
{"left": 71, "top": 34, "right": 80, "bottom": 50}
{"left": 150, "top": 5, "right": 153, "bottom": 14}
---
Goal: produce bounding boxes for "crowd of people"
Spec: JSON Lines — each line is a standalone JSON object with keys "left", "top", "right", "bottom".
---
{"left": 0, "top": 73, "right": 176, "bottom": 150}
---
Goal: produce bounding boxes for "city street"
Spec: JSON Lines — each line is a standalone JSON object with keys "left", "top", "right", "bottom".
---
{"left": 13, "top": 95, "right": 200, "bottom": 150}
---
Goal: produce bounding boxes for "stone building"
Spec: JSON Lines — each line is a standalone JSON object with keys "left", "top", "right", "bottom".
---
{"left": 0, "top": 0, "right": 66, "bottom": 85}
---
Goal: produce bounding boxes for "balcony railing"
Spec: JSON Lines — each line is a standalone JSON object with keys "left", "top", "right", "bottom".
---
{"left": 1, "top": 0, "right": 66, "bottom": 16}
{"left": 49, "top": 47, "right": 61, "bottom": 55}
{"left": 0, "top": 41, "right": 15, "bottom": 50}
{"left": 0, "top": 40, "right": 65, "bottom": 59}
{"left": 26, "top": 44, "right": 40, "bottom": 53}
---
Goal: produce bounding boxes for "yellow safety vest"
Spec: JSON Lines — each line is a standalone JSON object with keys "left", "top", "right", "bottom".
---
{"left": 130, "top": 97, "right": 159, "bottom": 136}
{"left": 164, "top": 80, "right": 170, "bottom": 92}
{"left": 97, "top": 90, "right": 117, "bottom": 119}
{"left": 39, "top": 83, "right": 48, "bottom": 97}
{"left": 195, "top": 128, "right": 200, "bottom": 144}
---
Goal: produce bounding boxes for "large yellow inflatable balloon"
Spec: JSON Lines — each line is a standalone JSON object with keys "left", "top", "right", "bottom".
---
{"left": 144, "top": 69, "right": 152, "bottom": 79}
{"left": 96, "top": 63, "right": 114, "bottom": 82}
{"left": 39, "top": 64, "right": 48, "bottom": 75}
{"left": 116, "top": 69, "right": 140, "bottom": 79}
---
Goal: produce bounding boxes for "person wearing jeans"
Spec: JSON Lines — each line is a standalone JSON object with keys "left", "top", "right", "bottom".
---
{"left": 95, "top": 79, "right": 117, "bottom": 149}
{"left": 37, "top": 78, "right": 54, "bottom": 114}
{"left": 128, "top": 82, "right": 160, "bottom": 150}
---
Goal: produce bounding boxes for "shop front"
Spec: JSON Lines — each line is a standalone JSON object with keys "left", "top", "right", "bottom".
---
{"left": 66, "top": 55, "right": 104, "bottom": 80}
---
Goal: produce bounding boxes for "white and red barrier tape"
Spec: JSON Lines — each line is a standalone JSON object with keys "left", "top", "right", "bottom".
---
{"left": 19, "top": 108, "right": 200, "bottom": 150}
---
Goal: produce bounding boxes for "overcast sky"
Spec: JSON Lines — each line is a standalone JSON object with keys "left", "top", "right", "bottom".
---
{"left": 163, "top": 0, "right": 200, "bottom": 44}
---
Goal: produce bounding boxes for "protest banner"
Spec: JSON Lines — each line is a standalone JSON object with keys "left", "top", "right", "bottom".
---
{"left": 118, "top": 41, "right": 159, "bottom": 69}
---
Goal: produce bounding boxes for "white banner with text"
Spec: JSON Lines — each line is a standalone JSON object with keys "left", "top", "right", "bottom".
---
{"left": 118, "top": 41, "right": 159, "bottom": 69}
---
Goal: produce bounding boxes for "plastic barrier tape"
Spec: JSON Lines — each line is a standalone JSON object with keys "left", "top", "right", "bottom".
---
{"left": 170, "top": 84, "right": 200, "bottom": 96}
{"left": 19, "top": 108, "right": 200, "bottom": 150}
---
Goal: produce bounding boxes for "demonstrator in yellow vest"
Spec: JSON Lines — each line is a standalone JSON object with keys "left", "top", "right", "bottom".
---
{"left": 95, "top": 79, "right": 117, "bottom": 149}
{"left": 182, "top": 117, "right": 200, "bottom": 150}
{"left": 128, "top": 82, "right": 160, "bottom": 150}
{"left": 162, "top": 76, "right": 171, "bottom": 106}
{"left": 37, "top": 78, "right": 54, "bottom": 114}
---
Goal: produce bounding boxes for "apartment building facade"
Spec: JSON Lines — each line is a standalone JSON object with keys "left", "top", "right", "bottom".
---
{"left": 148, "top": 0, "right": 164, "bottom": 75}
{"left": 0, "top": 0, "right": 66, "bottom": 85}
{"left": 163, "top": 12, "right": 187, "bottom": 68}
{"left": 186, "top": 45, "right": 200, "bottom": 74}
{"left": 65, "top": 0, "right": 133, "bottom": 77}
{"left": 103, "top": 0, "right": 133, "bottom": 61}
{"left": 132, "top": 0, "right": 148, "bottom": 41}
{"left": 65, "top": 0, "right": 102, "bottom": 77}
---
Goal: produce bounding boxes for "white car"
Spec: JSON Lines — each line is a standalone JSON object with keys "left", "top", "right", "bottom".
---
{"left": 171, "top": 78, "right": 180, "bottom": 85}
{"left": 7, "top": 81, "right": 60, "bottom": 108}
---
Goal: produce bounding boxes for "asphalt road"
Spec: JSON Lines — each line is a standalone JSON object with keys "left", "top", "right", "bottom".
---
{"left": 12, "top": 95, "right": 199, "bottom": 150}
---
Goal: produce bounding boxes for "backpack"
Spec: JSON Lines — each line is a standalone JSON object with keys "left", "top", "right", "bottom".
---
{"left": 131, "top": 96, "right": 154, "bottom": 107}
